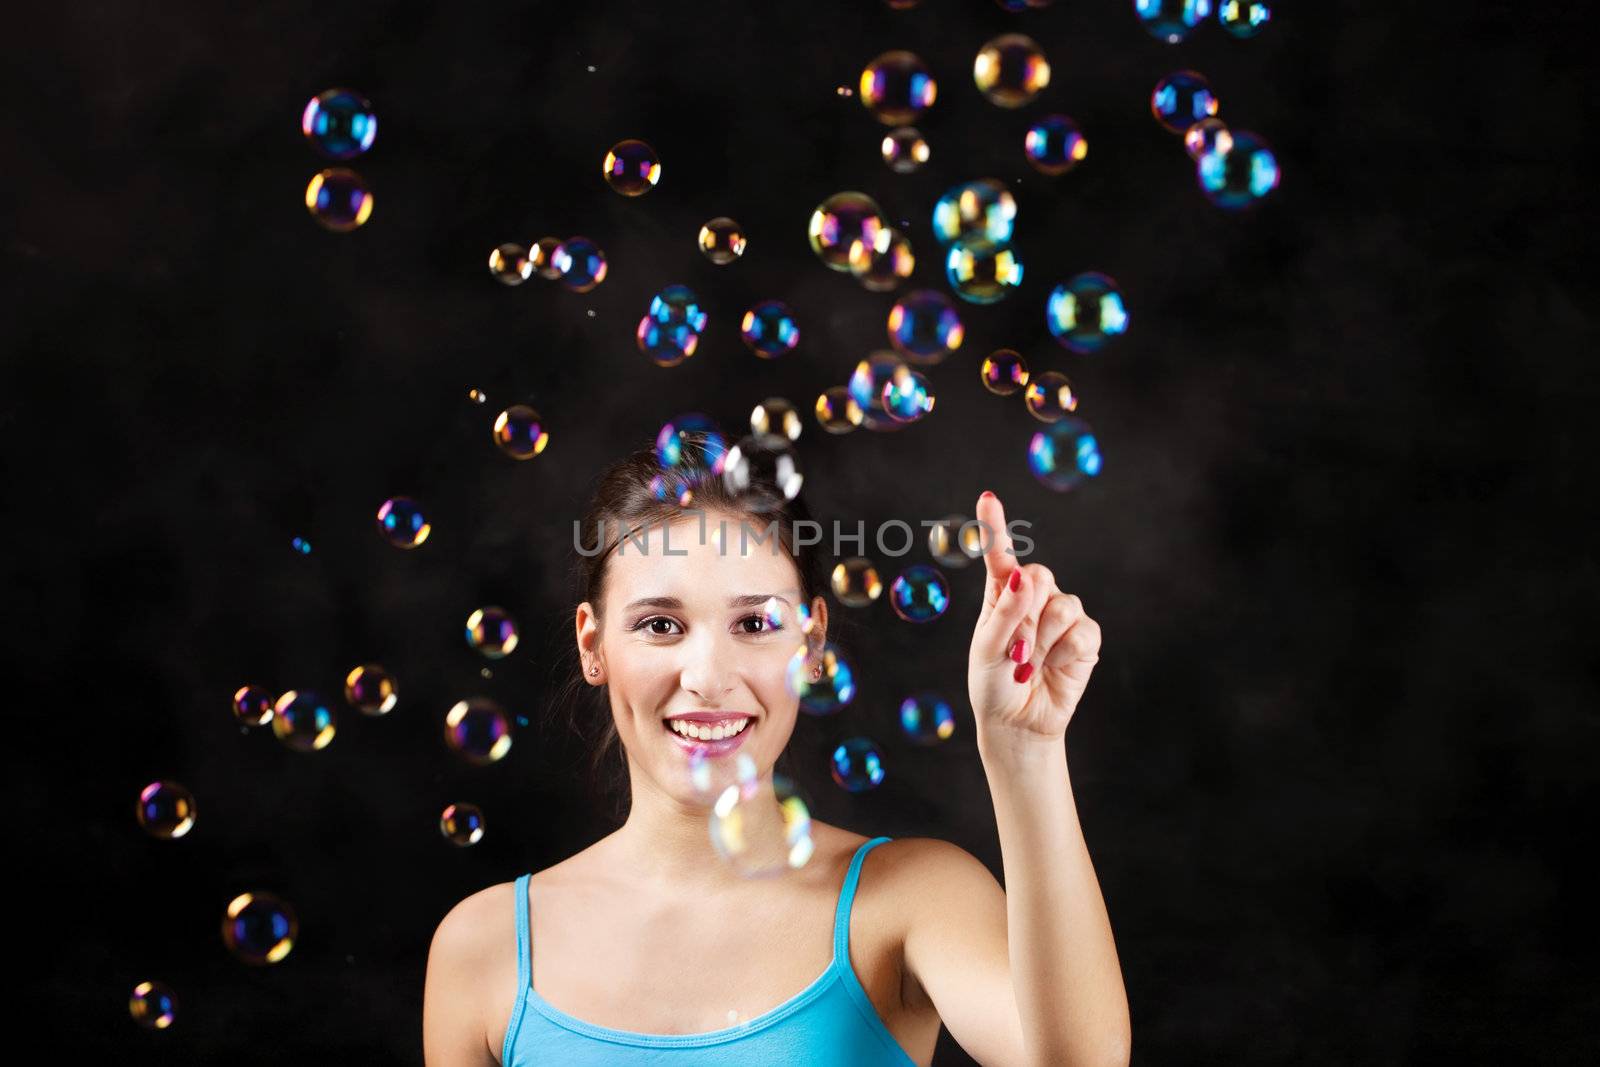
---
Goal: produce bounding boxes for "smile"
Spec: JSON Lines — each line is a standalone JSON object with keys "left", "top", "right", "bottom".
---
{"left": 661, "top": 715, "right": 754, "bottom": 755}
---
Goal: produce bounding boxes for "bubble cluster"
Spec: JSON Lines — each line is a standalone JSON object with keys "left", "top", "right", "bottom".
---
{"left": 830, "top": 737, "right": 886, "bottom": 792}
{"left": 1218, "top": 0, "right": 1270, "bottom": 37}
{"left": 466, "top": 606, "right": 520, "bottom": 658}
{"left": 751, "top": 397, "right": 802, "bottom": 441}
{"left": 709, "top": 767, "right": 815, "bottom": 878}
{"left": 890, "top": 563, "right": 951, "bottom": 622}
{"left": 376, "top": 496, "right": 430, "bottom": 548}
{"left": 859, "top": 50, "right": 937, "bottom": 125}
{"left": 304, "top": 168, "right": 373, "bottom": 232}
{"left": 1025, "top": 114, "right": 1088, "bottom": 175}
{"left": 136, "top": 780, "right": 196, "bottom": 839}
{"left": 440, "top": 802, "right": 486, "bottom": 846}
{"left": 488, "top": 243, "right": 532, "bottom": 285}
{"left": 129, "top": 980, "right": 178, "bottom": 1030}
{"left": 740, "top": 300, "right": 801, "bottom": 358}
{"left": 1152, "top": 70, "right": 1219, "bottom": 134}
{"left": 815, "top": 387, "right": 865, "bottom": 434}
{"left": 602, "top": 139, "right": 661, "bottom": 196}
{"left": 809, "top": 192, "right": 888, "bottom": 272}
{"left": 946, "top": 237, "right": 1023, "bottom": 304}
{"left": 272, "top": 689, "right": 336, "bottom": 751}
{"left": 881, "top": 127, "right": 930, "bottom": 173}
{"left": 1183, "top": 117, "right": 1233, "bottom": 160}
{"left": 973, "top": 34, "right": 1050, "bottom": 108}
{"left": 493, "top": 405, "right": 551, "bottom": 459}
{"left": 345, "top": 663, "right": 398, "bottom": 715}
{"left": 722, "top": 433, "right": 804, "bottom": 512}
{"left": 1197, "top": 129, "right": 1280, "bottom": 210}
{"left": 444, "top": 697, "right": 514, "bottom": 764}
{"left": 698, "top": 217, "right": 747, "bottom": 264}
{"left": 1029, "top": 414, "right": 1103, "bottom": 491}
{"left": 232, "top": 684, "right": 275, "bottom": 727}
{"left": 1024, "top": 370, "right": 1081, "bottom": 422}
{"left": 933, "top": 179, "right": 1016, "bottom": 245}
{"left": 553, "top": 236, "right": 608, "bottom": 292}
{"left": 222, "top": 891, "right": 298, "bottom": 965}
{"left": 980, "top": 348, "right": 1030, "bottom": 395}
{"left": 1046, "top": 272, "right": 1129, "bottom": 354}
{"left": 888, "top": 289, "right": 965, "bottom": 364}
{"left": 301, "top": 88, "right": 377, "bottom": 159}
{"left": 1135, "top": 0, "right": 1213, "bottom": 43}
{"left": 786, "top": 642, "right": 857, "bottom": 714}
{"left": 849, "top": 229, "right": 915, "bottom": 292}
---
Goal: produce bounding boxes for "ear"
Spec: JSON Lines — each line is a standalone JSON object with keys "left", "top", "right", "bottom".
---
{"left": 575, "top": 601, "right": 603, "bottom": 683}
{"left": 807, "top": 594, "right": 829, "bottom": 654}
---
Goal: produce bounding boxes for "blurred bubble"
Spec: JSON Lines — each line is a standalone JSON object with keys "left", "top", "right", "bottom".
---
{"left": 832, "top": 557, "right": 883, "bottom": 607}
{"left": 722, "top": 433, "right": 804, "bottom": 512}
{"left": 656, "top": 413, "right": 730, "bottom": 474}
{"left": 1135, "top": 0, "right": 1213, "bottom": 43}
{"left": 698, "top": 217, "right": 747, "bottom": 264}
{"left": 848, "top": 350, "right": 909, "bottom": 422}
{"left": 1030, "top": 414, "right": 1103, "bottom": 491}
{"left": 222, "top": 891, "right": 297, "bottom": 965}
{"left": 888, "top": 289, "right": 965, "bottom": 364}
{"left": 232, "top": 685, "right": 275, "bottom": 727}
{"left": 345, "top": 663, "right": 398, "bottom": 715}
{"left": 809, "top": 192, "right": 888, "bottom": 272}
{"left": 272, "top": 689, "right": 336, "bottom": 751}
{"left": 1024, "top": 370, "right": 1081, "bottom": 422}
{"left": 637, "top": 317, "right": 700, "bottom": 367}
{"left": 129, "top": 980, "right": 177, "bottom": 1029}
{"left": 815, "top": 386, "right": 865, "bottom": 434}
{"left": 136, "top": 780, "right": 196, "bottom": 839}
{"left": 881, "top": 365, "right": 936, "bottom": 423}
{"left": 1025, "top": 114, "right": 1088, "bottom": 175}
{"left": 530, "top": 236, "right": 563, "bottom": 279}
{"left": 488, "top": 243, "right": 532, "bottom": 285}
{"left": 444, "top": 697, "right": 514, "bottom": 764}
{"left": 858, "top": 50, "right": 937, "bottom": 125}
{"left": 709, "top": 767, "right": 815, "bottom": 877}
{"left": 946, "top": 238, "right": 1023, "bottom": 304}
{"left": 1046, "top": 272, "right": 1129, "bottom": 354}
{"left": 440, "top": 802, "right": 485, "bottom": 846}
{"left": 466, "top": 606, "right": 520, "bottom": 659}
{"left": 932, "top": 179, "right": 1016, "bottom": 245}
{"left": 830, "top": 737, "right": 886, "bottom": 792}
{"left": 291, "top": 535, "right": 312, "bottom": 554}
{"left": 468, "top": 388, "right": 488, "bottom": 404}
{"left": 1183, "top": 117, "right": 1234, "bottom": 160}
{"left": 304, "top": 168, "right": 373, "bottom": 232}
{"left": 649, "top": 285, "right": 708, "bottom": 332}
{"left": 849, "top": 228, "right": 915, "bottom": 292}
{"left": 980, "top": 348, "right": 1030, "bottom": 395}
{"left": 301, "top": 88, "right": 376, "bottom": 159}
{"left": 881, "top": 127, "right": 930, "bottom": 173}
{"left": 493, "top": 404, "right": 550, "bottom": 459}
{"left": 1197, "top": 129, "right": 1280, "bottom": 210}
{"left": 928, "top": 515, "right": 983, "bottom": 568}
{"left": 649, "top": 468, "right": 697, "bottom": 506}
{"left": 1218, "top": 0, "right": 1270, "bottom": 36}
{"left": 553, "top": 236, "right": 608, "bottom": 292}
{"left": 890, "top": 563, "right": 950, "bottom": 622}
{"left": 751, "top": 397, "right": 802, "bottom": 441}
{"left": 786, "top": 642, "right": 857, "bottom": 714}
{"left": 900, "top": 692, "right": 957, "bottom": 744}
{"left": 376, "top": 496, "right": 430, "bottom": 548}
{"left": 740, "top": 300, "right": 801, "bottom": 358}
{"left": 1151, "top": 70, "right": 1219, "bottom": 134}
{"left": 602, "top": 138, "right": 661, "bottom": 196}
{"left": 973, "top": 34, "right": 1050, "bottom": 108}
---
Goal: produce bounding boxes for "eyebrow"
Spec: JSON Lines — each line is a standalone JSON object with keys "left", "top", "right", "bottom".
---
{"left": 623, "top": 593, "right": 795, "bottom": 612}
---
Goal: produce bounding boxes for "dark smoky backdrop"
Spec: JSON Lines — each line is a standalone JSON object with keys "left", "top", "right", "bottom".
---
{"left": 6, "top": 0, "right": 1594, "bottom": 1063}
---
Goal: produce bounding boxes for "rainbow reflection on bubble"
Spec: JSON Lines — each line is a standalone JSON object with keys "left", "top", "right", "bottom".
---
{"left": 1025, "top": 114, "right": 1088, "bottom": 175}
{"left": 656, "top": 413, "right": 730, "bottom": 474}
{"left": 831, "top": 736, "right": 887, "bottom": 792}
{"left": 440, "top": 802, "right": 485, "bottom": 846}
{"left": 973, "top": 33, "right": 1050, "bottom": 108}
{"left": 233, "top": 684, "right": 275, "bottom": 727}
{"left": 928, "top": 515, "right": 983, "bottom": 569}
{"left": 1152, "top": 70, "right": 1219, "bottom": 134}
{"left": 272, "top": 689, "right": 336, "bottom": 751}
{"left": 881, "top": 127, "right": 930, "bottom": 173}
{"left": 858, "top": 50, "right": 937, "bottom": 125}
{"left": 888, "top": 289, "right": 965, "bottom": 364}
{"left": 946, "top": 238, "right": 1023, "bottom": 305}
{"left": 377, "top": 496, "right": 430, "bottom": 548}
{"left": 1197, "top": 129, "right": 1280, "bottom": 210}
{"left": 345, "top": 663, "right": 398, "bottom": 716}
{"left": 136, "top": 780, "right": 196, "bottom": 839}
{"left": 881, "top": 365, "right": 935, "bottom": 423}
{"left": 832, "top": 557, "right": 884, "bottom": 607}
{"left": 444, "top": 697, "right": 514, "bottom": 764}
{"left": 602, "top": 139, "right": 661, "bottom": 196}
{"left": 981, "top": 349, "right": 1030, "bottom": 395}
{"left": 1183, "top": 117, "right": 1234, "bottom": 160}
{"left": 849, "top": 229, "right": 915, "bottom": 292}
{"left": 301, "top": 88, "right": 376, "bottom": 159}
{"left": 786, "top": 642, "right": 856, "bottom": 714}
{"left": 809, "top": 192, "right": 888, "bottom": 272}
{"left": 1024, "top": 370, "right": 1081, "bottom": 423}
{"left": 221, "top": 891, "right": 298, "bottom": 965}
{"left": 901, "top": 692, "right": 956, "bottom": 744}
{"left": 1218, "top": 0, "right": 1270, "bottom": 37}
{"left": 741, "top": 300, "right": 801, "bottom": 358}
{"left": 1135, "top": 0, "right": 1213, "bottom": 43}
{"left": 815, "top": 387, "right": 865, "bottom": 434}
{"left": 530, "top": 236, "right": 563, "bottom": 279}
{"left": 488, "top": 243, "right": 532, "bottom": 285}
{"left": 129, "top": 980, "right": 178, "bottom": 1029}
{"left": 649, "top": 285, "right": 708, "bottom": 332}
{"left": 553, "top": 236, "right": 608, "bottom": 292}
{"left": 932, "top": 179, "right": 1016, "bottom": 246}
{"left": 1029, "top": 414, "right": 1103, "bottom": 492}
{"left": 466, "top": 606, "right": 519, "bottom": 659}
{"left": 493, "top": 405, "right": 550, "bottom": 459}
{"left": 709, "top": 768, "right": 815, "bottom": 878}
{"left": 1046, "top": 272, "right": 1129, "bottom": 354}
{"left": 751, "top": 397, "right": 803, "bottom": 442}
{"left": 304, "top": 168, "right": 373, "bottom": 232}
{"left": 698, "top": 217, "right": 747, "bottom": 264}
{"left": 637, "top": 317, "right": 699, "bottom": 367}
{"left": 889, "top": 563, "right": 950, "bottom": 622}
{"left": 723, "top": 433, "right": 804, "bottom": 513}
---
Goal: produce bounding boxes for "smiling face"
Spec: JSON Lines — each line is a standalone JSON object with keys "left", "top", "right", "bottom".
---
{"left": 575, "top": 509, "right": 828, "bottom": 804}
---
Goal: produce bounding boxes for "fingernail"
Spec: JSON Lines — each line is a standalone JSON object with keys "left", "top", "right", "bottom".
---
{"left": 1013, "top": 662, "right": 1034, "bottom": 684}
{"left": 980, "top": 490, "right": 995, "bottom": 499}
{"left": 1008, "top": 570, "right": 1022, "bottom": 593}
{"left": 1008, "top": 638, "right": 1028, "bottom": 663}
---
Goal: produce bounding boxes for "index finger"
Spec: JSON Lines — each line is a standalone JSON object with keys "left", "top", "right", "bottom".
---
{"left": 975, "top": 490, "right": 1016, "bottom": 605}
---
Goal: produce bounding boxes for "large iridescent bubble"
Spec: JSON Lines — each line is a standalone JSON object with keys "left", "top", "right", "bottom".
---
{"left": 602, "top": 139, "right": 661, "bottom": 196}
{"left": 809, "top": 192, "right": 888, "bottom": 272}
{"left": 136, "top": 780, "right": 196, "bottom": 839}
{"left": 698, "top": 217, "right": 747, "bottom": 264}
{"left": 973, "top": 34, "right": 1050, "bottom": 108}
{"left": 553, "top": 236, "right": 608, "bottom": 292}
{"left": 301, "top": 88, "right": 376, "bottom": 159}
{"left": 881, "top": 365, "right": 935, "bottom": 423}
{"left": 221, "top": 891, "right": 298, "bottom": 965}
{"left": 493, "top": 405, "right": 550, "bottom": 459}
{"left": 1197, "top": 130, "right": 1280, "bottom": 210}
{"left": 637, "top": 318, "right": 699, "bottom": 367}
{"left": 465, "top": 606, "right": 519, "bottom": 658}
{"left": 344, "top": 663, "right": 398, "bottom": 715}
{"left": 981, "top": 348, "right": 1030, "bottom": 395}
{"left": 946, "top": 238, "right": 1023, "bottom": 304}
{"left": 272, "top": 689, "right": 336, "bottom": 751}
{"left": 932, "top": 179, "right": 1016, "bottom": 246}
{"left": 889, "top": 563, "right": 950, "bottom": 622}
{"left": 1025, "top": 115, "right": 1087, "bottom": 175}
{"left": 830, "top": 737, "right": 887, "bottom": 792}
{"left": 377, "top": 496, "right": 430, "bottom": 548}
{"left": 849, "top": 229, "right": 915, "bottom": 292}
{"left": 444, "top": 697, "right": 514, "bottom": 764}
{"left": 888, "top": 289, "right": 965, "bottom": 364}
{"left": 304, "top": 168, "right": 372, "bottom": 232}
{"left": 722, "top": 433, "right": 804, "bottom": 512}
{"left": 859, "top": 50, "right": 937, "bottom": 125}
{"left": 1029, "top": 414, "right": 1103, "bottom": 491}
{"left": 1024, "top": 370, "right": 1080, "bottom": 422}
{"left": 1135, "top": 0, "right": 1213, "bottom": 43}
{"left": 740, "top": 300, "right": 801, "bottom": 358}
{"left": 709, "top": 768, "right": 815, "bottom": 878}
{"left": 1046, "top": 272, "right": 1129, "bottom": 354}
{"left": 1151, "top": 70, "right": 1219, "bottom": 134}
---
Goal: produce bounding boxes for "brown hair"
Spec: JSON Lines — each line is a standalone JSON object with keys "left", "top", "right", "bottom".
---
{"left": 553, "top": 431, "right": 831, "bottom": 824}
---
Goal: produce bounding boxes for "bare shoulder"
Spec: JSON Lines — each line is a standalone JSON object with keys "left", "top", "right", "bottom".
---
{"left": 424, "top": 880, "right": 522, "bottom": 1065}
{"left": 865, "top": 835, "right": 1000, "bottom": 894}
{"left": 431, "top": 880, "right": 518, "bottom": 960}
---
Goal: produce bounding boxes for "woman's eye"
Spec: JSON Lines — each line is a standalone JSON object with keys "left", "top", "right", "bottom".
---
{"left": 740, "top": 614, "right": 780, "bottom": 635}
{"left": 644, "top": 617, "right": 680, "bottom": 635}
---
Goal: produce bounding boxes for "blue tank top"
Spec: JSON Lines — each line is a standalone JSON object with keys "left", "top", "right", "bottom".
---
{"left": 500, "top": 835, "right": 918, "bottom": 1066}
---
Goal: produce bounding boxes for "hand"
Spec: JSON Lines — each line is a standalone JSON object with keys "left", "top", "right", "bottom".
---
{"left": 967, "top": 491, "right": 1102, "bottom": 743}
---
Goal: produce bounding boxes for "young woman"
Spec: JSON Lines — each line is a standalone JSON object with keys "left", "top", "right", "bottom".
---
{"left": 423, "top": 437, "right": 1129, "bottom": 1066}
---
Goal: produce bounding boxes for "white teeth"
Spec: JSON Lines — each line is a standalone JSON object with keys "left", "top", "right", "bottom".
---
{"left": 667, "top": 717, "right": 749, "bottom": 741}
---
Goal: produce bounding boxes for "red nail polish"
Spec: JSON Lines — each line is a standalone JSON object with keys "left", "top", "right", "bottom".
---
{"left": 1008, "top": 638, "right": 1028, "bottom": 663}
{"left": 1013, "top": 662, "right": 1034, "bottom": 684}
{"left": 1008, "top": 570, "right": 1022, "bottom": 593}
{"left": 980, "top": 490, "right": 995, "bottom": 499}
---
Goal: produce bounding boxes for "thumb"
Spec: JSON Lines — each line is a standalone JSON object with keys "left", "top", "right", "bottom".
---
{"left": 973, "top": 563, "right": 1032, "bottom": 663}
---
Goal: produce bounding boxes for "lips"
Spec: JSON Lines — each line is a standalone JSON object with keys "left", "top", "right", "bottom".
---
{"left": 661, "top": 716, "right": 754, "bottom": 756}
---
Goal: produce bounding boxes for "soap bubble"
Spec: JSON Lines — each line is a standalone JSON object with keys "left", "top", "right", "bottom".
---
{"left": 927, "top": 516, "right": 983, "bottom": 568}
{"left": 832, "top": 557, "right": 884, "bottom": 607}
{"left": 973, "top": 34, "right": 1050, "bottom": 108}
{"left": 129, "top": 980, "right": 178, "bottom": 1029}
{"left": 304, "top": 168, "right": 372, "bottom": 232}
{"left": 709, "top": 768, "right": 815, "bottom": 877}
{"left": 232, "top": 685, "right": 275, "bottom": 727}
{"left": 440, "top": 802, "right": 486, "bottom": 846}
{"left": 466, "top": 606, "right": 520, "bottom": 659}
{"left": 815, "top": 387, "right": 865, "bottom": 434}
{"left": 1024, "top": 370, "right": 1081, "bottom": 422}
{"left": 698, "top": 217, "right": 747, "bottom": 263}
{"left": 722, "top": 433, "right": 804, "bottom": 512}
{"left": 1029, "top": 414, "right": 1103, "bottom": 491}
{"left": 136, "top": 780, "right": 196, "bottom": 839}
{"left": 553, "top": 236, "right": 608, "bottom": 291}
{"left": 493, "top": 405, "right": 551, "bottom": 459}
{"left": 980, "top": 348, "right": 1030, "bottom": 395}
{"left": 649, "top": 285, "right": 708, "bottom": 332}
{"left": 751, "top": 397, "right": 802, "bottom": 441}
{"left": 1135, "top": 0, "right": 1213, "bottom": 43}
{"left": 656, "top": 413, "right": 730, "bottom": 474}
{"left": 786, "top": 642, "right": 857, "bottom": 713}
{"left": 272, "top": 689, "right": 336, "bottom": 751}
{"left": 830, "top": 736, "right": 886, "bottom": 792}
{"left": 1218, "top": 0, "right": 1270, "bottom": 37}
{"left": 488, "top": 243, "right": 532, "bottom": 285}
{"left": 1024, "top": 114, "right": 1087, "bottom": 175}
{"left": 530, "top": 236, "right": 563, "bottom": 278}
{"left": 301, "top": 88, "right": 376, "bottom": 159}
{"left": 1151, "top": 70, "right": 1219, "bottom": 134}
{"left": 602, "top": 138, "right": 660, "bottom": 196}
{"left": 888, "top": 289, "right": 965, "bottom": 364}
{"left": 1046, "top": 272, "right": 1129, "bottom": 354}
{"left": 377, "top": 496, "right": 430, "bottom": 548}
{"left": 849, "top": 351, "right": 909, "bottom": 419}
{"left": 740, "top": 300, "right": 801, "bottom": 358}
{"left": 859, "top": 50, "right": 937, "bottom": 125}
{"left": 1183, "top": 117, "right": 1233, "bottom": 160}
{"left": 222, "top": 891, "right": 298, "bottom": 965}
{"left": 344, "top": 663, "right": 398, "bottom": 715}
{"left": 1197, "top": 129, "right": 1280, "bottom": 210}
{"left": 881, "top": 365, "right": 935, "bottom": 423}
{"left": 900, "top": 692, "right": 957, "bottom": 744}
{"left": 637, "top": 317, "right": 700, "bottom": 367}
{"left": 848, "top": 229, "right": 915, "bottom": 292}
{"left": 881, "top": 126, "right": 930, "bottom": 173}
{"left": 890, "top": 563, "right": 950, "bottom": 622}
{"left": 932, "top": 179, "right": 1016, "bottom": 246}
{"left": 946, "top": 237, "right": 1023, "bottom": 304}
{"left": 809, "top": 192, "right": 888, "bottom": 272}
{"left": 444, "top": 697, "right": 514, "bottom": 764}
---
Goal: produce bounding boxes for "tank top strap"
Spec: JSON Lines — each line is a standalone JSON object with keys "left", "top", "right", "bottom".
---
{"left": 832, "top": 835, "right": 893, "bottom": 963}
{"left": 512, "top": 872, "right": 533, "bottom": 994}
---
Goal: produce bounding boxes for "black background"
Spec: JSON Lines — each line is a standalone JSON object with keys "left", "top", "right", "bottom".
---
{"left": 8, "top": 0, "right": 1595, "bottom": 1063}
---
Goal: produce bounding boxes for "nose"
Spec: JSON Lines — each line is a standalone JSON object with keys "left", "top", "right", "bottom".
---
{"left": 678, "top": 629, "right": 736, "bottom": 703}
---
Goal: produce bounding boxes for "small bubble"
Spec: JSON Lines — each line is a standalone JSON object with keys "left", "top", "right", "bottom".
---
{"left": 586, "top": 64, "right": 597, "bottom": 72}
{"left": 480, "top": 667, "right": 492, "bottom": 678}
{"left": 586, "top": 309, "right": 596, "bottom": 317}
{"left": 835, "top": 85, "right": 853, "bottom": 97}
